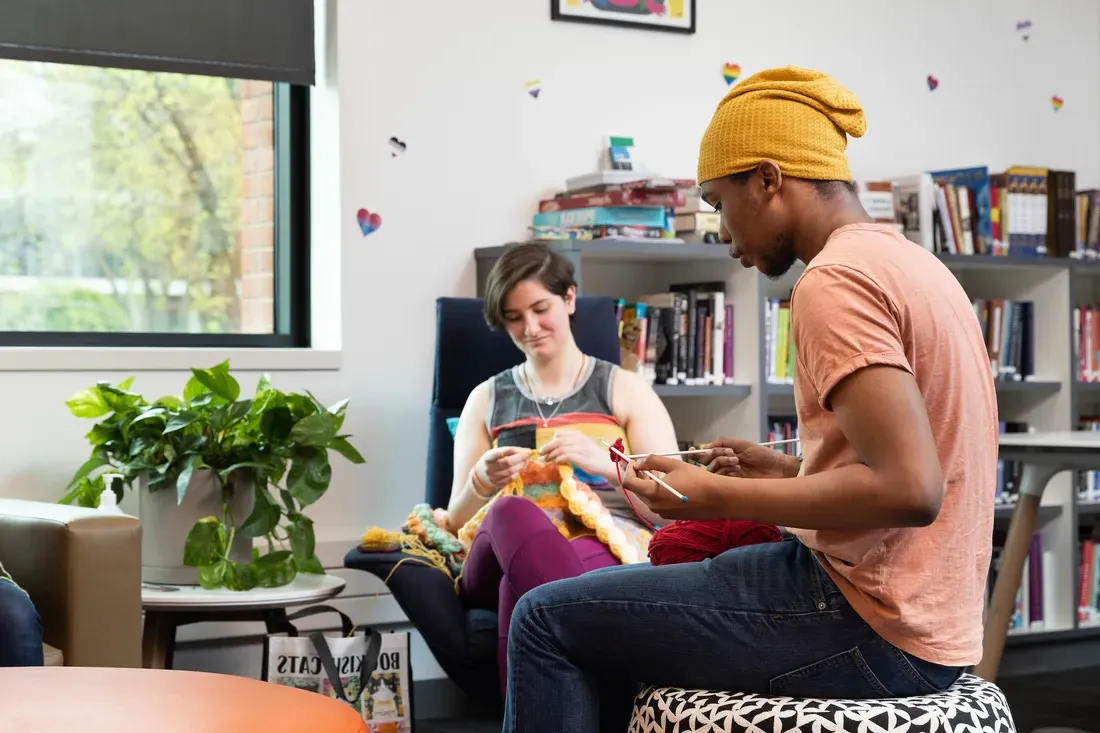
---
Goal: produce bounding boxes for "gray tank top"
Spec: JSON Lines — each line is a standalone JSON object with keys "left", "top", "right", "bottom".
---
{"left": 485, "top": 357, "right": 637, "bottom": 523}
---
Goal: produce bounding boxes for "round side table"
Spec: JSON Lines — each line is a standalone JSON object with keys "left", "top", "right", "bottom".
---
{"left": 3, "top": 666, "right": 366, "bottom": 733}
{"left": 141, "top": 572, "right": 346, "bottom": 669}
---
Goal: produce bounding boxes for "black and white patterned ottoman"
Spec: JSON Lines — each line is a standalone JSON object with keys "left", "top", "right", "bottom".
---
{"left": 629, "top": 673, "right": 1015, "bottom": 733}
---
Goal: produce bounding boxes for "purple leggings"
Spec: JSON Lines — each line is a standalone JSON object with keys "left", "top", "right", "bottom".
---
{"left": 459, "top": 495, "right": 619, "bottom": 695}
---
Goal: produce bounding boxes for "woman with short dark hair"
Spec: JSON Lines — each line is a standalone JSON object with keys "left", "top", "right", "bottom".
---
{"left": 442, "top": 242, "right": 680, "bottom": 695}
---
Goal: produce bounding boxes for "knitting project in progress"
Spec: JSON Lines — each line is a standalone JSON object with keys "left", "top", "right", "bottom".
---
{"left": 360, "top": 452, "right": 652, "bottom": 582}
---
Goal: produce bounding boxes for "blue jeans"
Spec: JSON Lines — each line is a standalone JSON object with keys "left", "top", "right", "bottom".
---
{"left": 504, "top": 537, "right": 962, "bottom": 733}
{"left": 0, "top": 578, "right": 44, "bottom": 667}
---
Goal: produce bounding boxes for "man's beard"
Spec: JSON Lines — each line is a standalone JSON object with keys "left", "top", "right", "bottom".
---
{"left": 759, "top": 233, "right": 799, "bottom": 280}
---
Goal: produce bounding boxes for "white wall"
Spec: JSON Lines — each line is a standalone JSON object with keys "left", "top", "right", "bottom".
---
{"left": 4, "top": 0, "right": 1100, "bottom": 679}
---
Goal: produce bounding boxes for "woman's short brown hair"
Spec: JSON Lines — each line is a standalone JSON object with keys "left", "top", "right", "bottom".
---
{"left": 483, "top": 243, "right": 577, "bottom": 330}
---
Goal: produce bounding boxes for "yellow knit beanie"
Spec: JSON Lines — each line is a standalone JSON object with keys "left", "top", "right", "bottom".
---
{"left": 697, "top": 66, "right": 866, "bottom": 185}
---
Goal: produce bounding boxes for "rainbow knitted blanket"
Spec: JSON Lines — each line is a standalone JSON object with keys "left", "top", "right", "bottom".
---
{"left": 361, "top": 453, "right": 652, "bottom": 580}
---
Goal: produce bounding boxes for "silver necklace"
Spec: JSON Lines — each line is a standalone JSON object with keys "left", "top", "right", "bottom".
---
{"left": 524, "top": 356, "right": 586, "bottom": 427}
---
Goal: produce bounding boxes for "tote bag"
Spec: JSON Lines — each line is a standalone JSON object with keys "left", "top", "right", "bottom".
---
{"left": 262, "top": 605, "right": 414, "bottom": 732}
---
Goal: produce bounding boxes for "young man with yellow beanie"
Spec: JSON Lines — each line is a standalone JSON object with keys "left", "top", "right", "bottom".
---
{"left": 501, "top": 66, "right": 998, "bottom": 733}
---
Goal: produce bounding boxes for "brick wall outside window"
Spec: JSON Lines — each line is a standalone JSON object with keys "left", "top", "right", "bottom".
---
{"left": 238, "top": 80, "right": 275, "bottom": 334}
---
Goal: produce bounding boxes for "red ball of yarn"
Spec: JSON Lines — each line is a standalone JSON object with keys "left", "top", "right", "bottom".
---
{"left": 648, "top": 519, "right": 784, "bottom": 566}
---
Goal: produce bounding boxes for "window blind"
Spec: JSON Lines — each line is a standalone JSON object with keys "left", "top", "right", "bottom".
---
{"left": 0, "top": 0, "right": 315, "bottom": 85}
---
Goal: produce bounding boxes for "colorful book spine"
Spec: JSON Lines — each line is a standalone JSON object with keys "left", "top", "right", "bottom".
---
{"left": 533, "top": 206, "right": 668, "bottom": 229}
{"left": 538, "top": 189, "right": 686, "bottom": 213}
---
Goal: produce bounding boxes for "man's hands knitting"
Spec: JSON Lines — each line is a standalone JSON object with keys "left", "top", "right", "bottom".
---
{"left": 620, "top": 455, "right": 724, "bottom": 520}
{"left": 699, "top": 437, "right": 801, "bottom": 479}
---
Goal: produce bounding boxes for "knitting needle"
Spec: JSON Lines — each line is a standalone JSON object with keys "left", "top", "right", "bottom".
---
{"left": 602, "top": 440, "right": 689, "bottom": 503}
{"left": 621, "top": 438, "right": 800, "bottom": 460}
{"left": 760, "top": 438, "right": 801, "bottom": 447}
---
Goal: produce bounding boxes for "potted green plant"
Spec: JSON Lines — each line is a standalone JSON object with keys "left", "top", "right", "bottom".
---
{"left": 59, "top": 360, "right": 365, "bottom": 591}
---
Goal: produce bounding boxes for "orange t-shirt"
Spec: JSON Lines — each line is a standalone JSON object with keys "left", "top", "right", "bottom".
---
{"left": 787, "top": 223, "right": 998, "bottom": 667}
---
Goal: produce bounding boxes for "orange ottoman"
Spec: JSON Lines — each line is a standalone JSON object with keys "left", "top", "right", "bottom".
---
{"left": 3, "top": 667, "right": 368, "bottom": 732}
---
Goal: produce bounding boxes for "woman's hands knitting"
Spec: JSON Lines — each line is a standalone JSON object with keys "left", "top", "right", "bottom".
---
{"left": 700, "top": 437, "right": 801, "bottom": 479}
{"left": 539, "top": 429, "right": 617, "bottom": 483}
{"left": 474, "top": 446, "right": 529, "bottom": 495}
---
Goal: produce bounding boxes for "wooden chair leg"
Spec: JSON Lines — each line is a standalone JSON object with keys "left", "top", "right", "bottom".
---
{"left": 141, "top": 612, "right": 176, "bottom": 670}
{"left": 976, "top": 461, "right": 1061, "bottom": 681}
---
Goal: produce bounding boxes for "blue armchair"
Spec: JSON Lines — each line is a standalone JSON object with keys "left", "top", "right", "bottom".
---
{"left": 344, "top": 295, "right": 621, "bottom": 707}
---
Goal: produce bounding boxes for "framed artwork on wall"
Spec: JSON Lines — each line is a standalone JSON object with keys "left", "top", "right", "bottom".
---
{"left": 550, "top": 0, "right": 696, "bottom": 35}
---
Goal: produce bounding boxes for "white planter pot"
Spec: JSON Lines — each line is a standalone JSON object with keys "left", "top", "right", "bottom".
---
{"left": 139, "top": 469, "right": 254, "bottom": 585}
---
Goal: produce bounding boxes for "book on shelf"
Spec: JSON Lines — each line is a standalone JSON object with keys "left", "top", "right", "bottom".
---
{"left": 1077, "top": 418, "right": 1100, "bottom": 503}
{"left": 532, "top": 173, "right": 717, "bottom": 243}
{"left": 672, "top": 211, "right": 721, "bottom": 242}
{"left": 537, "top": 188, "right": 685, "bottom": 213}
{"left": 1079, "top": 536, "right": 1100, "bottom": 627}
{"left": 606, "top": 136, "right": 638, "bottom": 172}
{"left": 533, "top": 205, "right": 668, "bottom": 230}
{"left": 856, "top": 181, "right": 899, "bottom": 225}
{"left": 989, "top": 532, "right": 1047, "bottom": 634}
{"left": 931, "top": 166, "right": 993, "bottom": 256}
{"left": 616, "top": 281, "right": 734, "bottom": 387}
{"left": 530, "top": 224, "right": 669, "bottom": 241}
{"left": 764, "top": 297, "right": 795, "bottom": 385}
{"left": 974, "top": 299, "right": 1035, "bottom": 382}
{"left": 1077, "top": 190, "right": 1100, "bottom": 259}
{"left": 888, "top": 166, "right": 1082, "bottom": 258}
{"left": 1074, "top": 306, "right": 1100, "bottom": 383}
{"left": 893, "top": 173, "right": 936, "bottom": 250}
{"left": 996, "top": 420, "right": 1031, "bottom": 506}
{"left": 766, "top": 416, "right": 800, "bottom": 456}
{"left": 563, "top": 171, "right": 693, "bottom": 195}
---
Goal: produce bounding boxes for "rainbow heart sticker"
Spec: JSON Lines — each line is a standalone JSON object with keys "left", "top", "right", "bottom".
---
{"left": 927, "top": 74, "right": 939, "bottom": 91}
{"left": 356, "top": 208, "right": 382, "bottom": 236}
{"left": 525, "top": 79, "right": 541, "bottom": 99}
{"left": 722, "top": 63, "right": 741, "bottom": 86}
{"left": 1052, "top": 95, "right": 1064, "bottom": 112}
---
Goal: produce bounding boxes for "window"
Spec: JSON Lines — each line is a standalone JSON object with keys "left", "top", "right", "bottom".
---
{"left": 0, "top": 60, "right": 310, "bottom": 347}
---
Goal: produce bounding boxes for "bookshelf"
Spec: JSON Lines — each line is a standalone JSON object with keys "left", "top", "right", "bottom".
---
{"left": 1070, "top": 262, "right": 1100, "bottom": 644}
{"left": 472, "top": 241, "right": 1100, "bottom": 670}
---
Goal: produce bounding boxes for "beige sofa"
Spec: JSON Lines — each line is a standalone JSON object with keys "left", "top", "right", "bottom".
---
{"left": 0, "top": 498, "right": 142, "bottom": 667}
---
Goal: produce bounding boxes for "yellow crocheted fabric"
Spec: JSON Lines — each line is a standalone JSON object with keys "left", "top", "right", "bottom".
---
{"left": 458, "top": 453, "right": 650, "bottom": 565}
{"left": 697, "top": 65, "right": 866, "bottom": 185}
